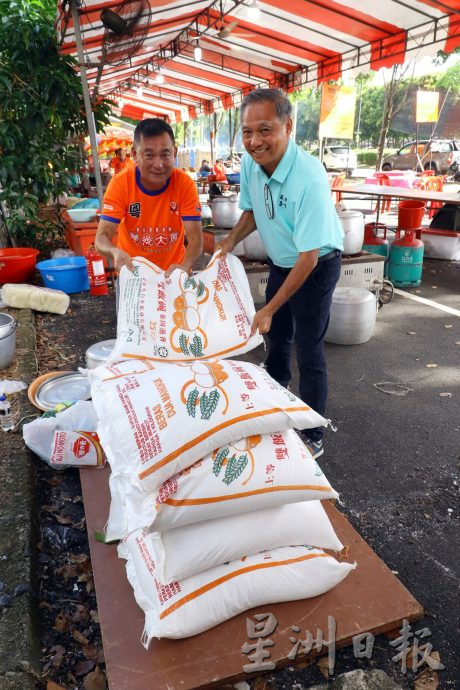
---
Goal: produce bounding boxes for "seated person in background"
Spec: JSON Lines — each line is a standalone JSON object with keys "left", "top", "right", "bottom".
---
{"left": 109, "top": 148, "right": 134, "bottom": 176}
{"left": 213, "top": 158, "right": 227, "bottom": 181}
{"left": 199, "top": 160, "right": 212, "bottom": 175}
{"left": 185, "top": 167, "right": 197, "bottom": 181}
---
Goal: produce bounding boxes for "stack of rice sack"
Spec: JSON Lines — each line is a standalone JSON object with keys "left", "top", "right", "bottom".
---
{"left": 88, "top": 253, "right": 354, "bottom": 643}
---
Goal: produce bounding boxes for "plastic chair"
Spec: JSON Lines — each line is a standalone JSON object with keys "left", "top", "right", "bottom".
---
{"left": 374, "top": 173, "right": 392, "bottom": 213}
{"left": 419, "top": 175, "right": 445, "bottom": 218}
{"left": 330, "top": 172, "right": 346, "bottom": 203}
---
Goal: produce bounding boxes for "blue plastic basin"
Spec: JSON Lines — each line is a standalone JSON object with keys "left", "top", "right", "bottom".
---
{"left": 37, "top": 257, "right": 89, "bottom": 294}
{"left": 226, "top": 173, "right": 240, "bottom": 184}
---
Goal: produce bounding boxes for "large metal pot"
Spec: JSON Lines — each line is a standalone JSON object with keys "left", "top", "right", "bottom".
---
{"left": 325, "top": 288, "right": 377, "bottom": 345}
{"left": 210, "top": 195, "right": 242, "bottom": 228}
{"left": 85, "top": 339, "right": 116, "bottom": 369}
{"left": 0, "top": 313, "right": 17, "bottom": 369}
{"left": 243, "top": 230, "right": 268, "bottom": 261}
{"left": 337, "top": 210, "right": 365, "bottom": 255}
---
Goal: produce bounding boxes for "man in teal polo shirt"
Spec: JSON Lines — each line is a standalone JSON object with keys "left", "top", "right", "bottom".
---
{"left": 218, "top": 88, "right": 343, "bottom": 459}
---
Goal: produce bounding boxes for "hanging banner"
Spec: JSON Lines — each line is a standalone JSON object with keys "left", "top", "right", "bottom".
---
{"left": 319, "top": 84, "right": 357, "bottom": 139}
{"left": 416, "top": 90, "right": 439, "bottom": 123}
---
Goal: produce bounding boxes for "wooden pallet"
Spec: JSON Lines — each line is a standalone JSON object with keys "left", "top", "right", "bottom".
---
{"left": 80, "top": 466, "right": 423, "bottom": 690}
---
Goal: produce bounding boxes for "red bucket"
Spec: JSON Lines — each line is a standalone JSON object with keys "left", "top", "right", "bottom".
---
{"left": 398, "top": 200, "right": 425, "bottom": 230}
{"left": 0, "top": 248, "right": 40, "bottom": 284}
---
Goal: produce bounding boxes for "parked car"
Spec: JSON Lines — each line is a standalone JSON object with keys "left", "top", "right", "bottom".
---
{"left": 311, "top": 145, "right": 357, "bottom": 174}
{"left": 381, "top": 139, "right": 460, "bottom": 174}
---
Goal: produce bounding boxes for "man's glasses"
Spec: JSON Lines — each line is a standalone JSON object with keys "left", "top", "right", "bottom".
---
{"left": 264, "top": 183, "right": 274, "bottom": 220}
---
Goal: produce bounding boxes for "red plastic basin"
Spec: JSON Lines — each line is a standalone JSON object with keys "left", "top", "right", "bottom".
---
{"left": 0, "top": 248, "right": 40, "bottom": 284}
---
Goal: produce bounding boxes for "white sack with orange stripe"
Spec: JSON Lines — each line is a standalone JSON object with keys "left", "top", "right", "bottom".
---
{"left": 111, "top": 252, "right": 263, "bottom": 363}
{"left": 104, "top": 429, "right": 338, "bottom": 541}
{"left": 89, "top": 358, "right": 330, "bottom": 494}
{"left": 118, "top": 533, "right": 355, "bottom": 641}
{"left": 150, "top": 500, "right": 343, "bottom": 584}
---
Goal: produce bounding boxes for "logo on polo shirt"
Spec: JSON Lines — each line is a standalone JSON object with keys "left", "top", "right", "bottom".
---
{"left": 279, "top": 194, "right": 288, "bottom": 208}
{"left": 129, "top": 202, "right": 141, "bottom": 218}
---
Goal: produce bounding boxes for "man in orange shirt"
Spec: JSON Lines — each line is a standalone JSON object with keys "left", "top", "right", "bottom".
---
{"left": 96, "top": 119, "right": 202, "bottom": 276}
{"left": 109, "top": 147, "right": 134, "bottom": 175}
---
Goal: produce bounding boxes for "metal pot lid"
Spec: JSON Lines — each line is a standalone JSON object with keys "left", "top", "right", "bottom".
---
{"left": 85, "top": 339, "right": 116, "bottom": 362}
{"left": 212, "top": 195, "right": 239, "bottom": 204}
{"left": 35, "top": 372, "right": 91, "bottom": 411}
{"left": 332, "top": 287, "right": 376, "bottom": 304}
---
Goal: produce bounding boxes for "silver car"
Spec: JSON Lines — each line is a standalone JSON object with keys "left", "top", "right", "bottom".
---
{"left": 311, "top": 145, "right": 357, "bottom": 175}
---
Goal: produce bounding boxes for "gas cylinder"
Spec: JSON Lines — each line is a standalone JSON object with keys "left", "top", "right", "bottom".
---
{"left": 85, "top": 244, "right": 109, "bottom": 296}
{"left": 387, "top": 229, "right": 424, "bottom": 287}
{"left": 362, "top": 223, "right": 390, "bottom": 259}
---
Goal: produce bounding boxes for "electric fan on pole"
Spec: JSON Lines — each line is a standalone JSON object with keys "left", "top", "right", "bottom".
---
{"left": 91, "top": 0, "right": 152, "bottom": 102}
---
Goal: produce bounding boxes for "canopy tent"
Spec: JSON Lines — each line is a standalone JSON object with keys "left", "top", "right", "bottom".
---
{"left": 58, "top": 0, "right": 460, "bottom": 124}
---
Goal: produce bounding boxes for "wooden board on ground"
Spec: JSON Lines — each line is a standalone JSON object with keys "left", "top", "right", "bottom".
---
{"left": 80, "top": 466, "right": 423, "bottom": 690}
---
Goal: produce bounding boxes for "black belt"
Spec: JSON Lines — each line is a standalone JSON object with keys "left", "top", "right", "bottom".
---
{"left": 270, "top": 249, "right": 341, "bottom": 274}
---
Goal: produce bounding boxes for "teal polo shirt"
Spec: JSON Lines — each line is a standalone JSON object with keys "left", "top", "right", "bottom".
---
{"left": 239, "top": 139, "right": 344, "bottom": 268}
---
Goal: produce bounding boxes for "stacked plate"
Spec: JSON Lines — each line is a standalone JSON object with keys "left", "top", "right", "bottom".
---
{"left": 28, "top": 371, "right": 91, "bottom": 411}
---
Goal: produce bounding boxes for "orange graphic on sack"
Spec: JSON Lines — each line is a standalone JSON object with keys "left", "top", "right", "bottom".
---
{"left": 170, "top": 274, "right": 210, "bottom": 356}
{"left": 180, "top": 361, "right": 229, "bottom": 419}
{"left": 212, "top": 434, "right": 261, "bottom": 485}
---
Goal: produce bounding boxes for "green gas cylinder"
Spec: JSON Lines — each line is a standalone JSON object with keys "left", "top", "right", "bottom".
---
{"left": 387, "top": 229, "right": 424, "bottom": 287}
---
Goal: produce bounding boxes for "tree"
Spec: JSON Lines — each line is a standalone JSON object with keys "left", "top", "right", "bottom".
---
{"left": 0, "top": 0, "right": 112, "bottom": 251}
{"left": 375, "top": 63, "right": 416, "bottom": 170}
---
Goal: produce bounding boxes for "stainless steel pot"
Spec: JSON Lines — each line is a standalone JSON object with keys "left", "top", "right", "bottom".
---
{"left": 243, "top": 230, "right": 268, "bottom": 261}
{"left": 85, "top": 339, "right": 116, "bottom": 369}
{"left": 210, "top": 195, "right": 242, "bottom": 228}
{"left": 337, "top": 210, "right": 365, "bottom": 255}
{"left": 325, "top": 288, "right": 377, "bottom": 345}
{"left": 0, "top": 313, "right": 17, "bottom": 369}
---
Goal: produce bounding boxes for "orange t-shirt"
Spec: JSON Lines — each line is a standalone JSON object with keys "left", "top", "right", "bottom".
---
{"left": 109, "top": 156, "right": 134, "bottom": 175}
{"left": 101, "top": 166, "right": 202, "bottom": 269}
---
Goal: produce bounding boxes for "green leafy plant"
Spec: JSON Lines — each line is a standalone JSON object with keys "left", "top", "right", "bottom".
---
{"left": 0, "top": 0, "right": 113, "bottom": 253}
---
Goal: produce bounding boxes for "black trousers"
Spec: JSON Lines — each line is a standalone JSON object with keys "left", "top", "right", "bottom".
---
{"left": 265, "top": 251, "right": 342, "bottom": 441}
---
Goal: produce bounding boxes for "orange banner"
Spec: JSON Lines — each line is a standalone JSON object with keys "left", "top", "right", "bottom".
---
{"left": 319, "top": 84, "right": 356, "bottom": 139}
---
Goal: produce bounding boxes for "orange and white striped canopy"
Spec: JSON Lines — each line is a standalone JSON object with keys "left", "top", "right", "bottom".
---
{"left": 58, "top": 0, "right": 460, "bottom": 123}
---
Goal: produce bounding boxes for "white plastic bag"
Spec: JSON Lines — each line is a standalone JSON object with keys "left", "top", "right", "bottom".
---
{"left": 89, "top": 358, "right": 329, "bottom": 493}
{"left": 118, "top": 534, "right": 355, "bottom": 641}
{"left": 111, "top": 252, "right": 263, "bottom": 362}
{"left": 152, "top": 500, "right": 343, "bottom": 583}
{"left": 105, "top": 429, "right": 338, "bottom": 540}
{"left": 23, "top": 401, "right": 101, "bottom": 467}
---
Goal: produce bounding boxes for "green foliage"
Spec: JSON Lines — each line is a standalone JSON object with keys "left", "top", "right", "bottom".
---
{"left": 0, "top": 0, "right": 113, "bottom": 250}
{"left": 436, "top": 62, "right": 460, "bottom": 98}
